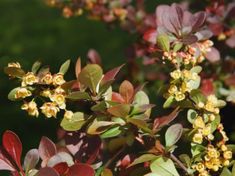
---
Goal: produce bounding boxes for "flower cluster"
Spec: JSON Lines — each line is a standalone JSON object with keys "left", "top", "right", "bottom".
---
{"left": 6, "top": 61, "right": 69, "bottom": 118}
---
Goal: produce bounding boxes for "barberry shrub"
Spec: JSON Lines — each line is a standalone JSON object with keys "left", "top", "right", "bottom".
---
{"left": 1, "top": 1, "right": 235, "bottom": 176}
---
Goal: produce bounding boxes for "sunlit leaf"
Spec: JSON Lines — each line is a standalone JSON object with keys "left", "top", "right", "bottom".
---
{"left": 60, "top": 112, "right": 86, "bottom": 131}
{"left": 59, "top": 59, "right": 71, "bottom": 75}
{"left": 165, "top": 124, "right": 183, "bottom": 147}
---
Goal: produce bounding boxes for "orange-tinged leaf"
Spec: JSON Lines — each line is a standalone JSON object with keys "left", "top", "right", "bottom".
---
{"left": 119, "top": 80, "right": 134, "bottom": 103}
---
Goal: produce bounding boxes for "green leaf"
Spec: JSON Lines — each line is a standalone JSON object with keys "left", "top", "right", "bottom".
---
{"left": 187, "top": 109, "right": 198, "bottom": 124}
{"left": 133, "top": 91, "right": 150, "bottom": 105}
{"left": 4, "top": 67, "right": 25, "bottom": 78}
{"left": 91, "top": 101, "right": 107, "bottom": 112}
{"left": 60, "top": 112, "right": 85, "bottom": 131}
{"left": 179, "top": 154, "right": 191, "bottom": 168}
{"left": 187, "top": 76, "right": 201, "bottom": 90}
{"left": 220, "top": 168, "right": 232, "bottom": 176}
{"left": 127, "top": 118, "right": 152, "bottom": 134}
{"left": 31, "top": 61, "right": 41, "bottom": 74}
{"left": 78, "top": 64, "right": 103, "bottom": 93}
{"left": 87, "top": 119, "right": 119, "bottom": 135}
{"left": 163, "top": 96, "right": 174, "bottom": 108}
{"left": 150, "top": 157, "right": 179, "bottom": 176}
{"left": 8, "top": 87, "right": 21, "bottom": 101}
{"left": 165, "top": 124, "right": 183, "bottom": 147}
{"left": 190, "top": 66, "right": 202, "bottom": 74}
{"left": 232, "top": 163, "right": 235, "bottom": 176}
{"left": 129, "top": 154, "right": 158, "bottom": 167}
{"left": 157, "top": 34, "right": 170, "bottom": 52}
{"left": 107, "top": 104, "right": 130, "bottom": 117}
{"left": 100, "top": 126, "right": 121, "bottom": 139}
{"left": 173, "top": 43, "right": 183, "bottom": 52}
{"left": 211, "top": 115, "right": 221, "bottom": 133}
{"left": 66, "top": 91, "right": 91, "bottom": 100}
{"left": 59, "top": 59, "right": 71, "bottom": 75}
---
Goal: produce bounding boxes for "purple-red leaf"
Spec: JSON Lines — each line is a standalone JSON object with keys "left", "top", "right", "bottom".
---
{"left": 0, "top": 148, "right": 16, "bottom": 171}
{"left": 101, "top": 64, "right": 124, "bottom": 85}
{"left": 37, "top": 167, "right": 59, "bottom": 176}
{"left": 87, "top": 49, "right": 101, "bottom": 65}
{"left": 67, "top": 163, "right": 95, "bottom": 176}
{"left": 205, "top": 47, "right": 220, "bottom": 63}
{"left": 38, "top": 137, "right": 57, "bottom": 166}
{"left": 23, "top": 149, "right": 39, "bottom": 172}
{"left": 119, "top": 80, "right": 134, "bottom": 103}
{"left": 53, "top": 162, "right": 69, "bottom": 175}
{"left": 2, "top": 131, "right": 22, "bottom": 170}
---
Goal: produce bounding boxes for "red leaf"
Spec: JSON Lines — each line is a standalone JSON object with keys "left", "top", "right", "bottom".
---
{"left": 143, "top": 28, "right": 157, "bottom": 44}
{"left": 101, "top": 64, "right": 124, "bottom": 85}
{"left": 119, "top": 80, "right": 134, "bottom": 103}
{"left": 2, "top": 131, "right": 22, "bottom": 171}
{"left": 53, "top": 162, "right": 69, "bottom": 175}
{"left": 205, "top": 47, "right": 220, "bottom": 63}
{"left": 87, "top": 49, "right": 101, "bottom": 65}
{"left": 112, "top": 92, "right": 125, "bottom": 103}
{"left": 153, "top": 108, "right": 180, "bottom": 130}
{"left": 67, "top": 163, "right": 95, "bottom": 176}
{"left": 0, "top": 148, "right": 16, "bottom": 171}
{"left": 75, "top": 58, "right": 81, "bottom": 79}
{"left": 201, "top": 79, "right": 214, "bottom": 96}
{"left": 38, "top": 137, "right": 57, "bottom": 166}
{"left": 37, "top": 167, "right": 59, "bottom": 176}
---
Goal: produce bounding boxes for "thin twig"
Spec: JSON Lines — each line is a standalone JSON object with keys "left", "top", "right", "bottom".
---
{"left": 104, "top": 146, "right": 125, "bottom": 168}
{"left": 170, "top": 153, "right": 189, "bottom": 174}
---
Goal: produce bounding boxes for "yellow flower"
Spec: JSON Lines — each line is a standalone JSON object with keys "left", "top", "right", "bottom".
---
{"left": 223, "top": 151, "right": 232, "bottom": 160}
{"left": 64, "top": 110, "right": 74, "bottom": 120}
{"left": 209, "top": 114, "right": 215, "bottom": 121}
{"left": 170, "top": 70, "right": 181, "bottom": 79}
{"left": 193, "top": 116, "right": 205, "bottom": 129}
{"left": 41, "top": 73, "right": 53, "bottom": 85}
{"left": 40, "top": 102, "right": 59, "bottom": 118}
{"left": 54, "top": 87, "right": 65, "bottom": 94}
{"left": 21, "top": 101, "right": 39, "bottom": 117}
{"left": 207, "top": 147, "right": 219, "bottom": 158}
{"left": 40, "top": 89, "right": 52, "bottom": 97}
{"left": 220, "top": 145, "right": 228, "bottom": 152}
{"left": 197, "top": 102, "right": 205, "bottom": 108}
{"left": 182, "top": 70, "right": 192, "bottom": 79}
{"left": 198, "top": 170, "right": 209, "bottom": 176}
{"left": 53, "top": 74, "right": 65, "bottom": 86}
{"left": 168, "top": 85, "right": 177, "bottom": 94}
{"left": 15, "top": 88, "right": 32, "bottom": 99}
{"left": 207, "top": 134, "right": 214, "bottom": 140}
{"left": 223, "top": 160, "right": 230, "bottom": 166}
{"left": 175, "top": 92, "right": 185, "bottom": 101}
{"left": 22, "top": 72, "right": 38, "bottom": 87}
{"left": 50, "top": 93, "right": 66, "bottom": 109}
{"left": 193, "top": 133, "right": 203, "bottom": 144}
{"left": 202, "top": 124, "right": 211, "bottom": 136}
{"left": 8, "top": 62, "right": 21, "bottom": 68}
{"left": 195, "top": 162, "right": 205, "bottom": 172}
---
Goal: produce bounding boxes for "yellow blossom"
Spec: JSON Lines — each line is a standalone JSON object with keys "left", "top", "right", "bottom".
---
{"left": 168, "top": 85, "right": 177, "bottom": 94}
{"left": 193, "top": 116, "right": 205, "bottom": 129}
{"left": 175, "top": 91, "right": 185, "bottom": 101}
{"left": 8, "top": 62, "right": 21, "bottom": 68}
{"left": 40, "top": 102, "right": 59, "bottom": 118}
{"left": 170, "top": 70, "right": 181, "bottom": 79}
{"left": 22, "top": 72, "right": 38, "bottom": 87}
{"left": 50, "top": 93, "right": 66, "bottom": 109}
{"left": 64, "top": 110, "right": 74, "bottom": 120}
{"left": 223, "top": 151, "right": 232, "bottom": 160}
{"left": 202, "top": 124, "right": 211, "bottom": 136}
{"left": 21, "top": 101, "right": 39, "bottom": 117}
{"left": 195, "top": 162, "right": 205, "bottom": 172}
{"left": 41, "top": 73, "right": 53, "bottom": 84}
{"left": 193, "top": 133, "right": 203, "bottom": 144}
{"left": 40, "top": 89, "right": 52, "bottom": 97}
{"left": 223, "top": 160, "right": 230, "bottom": 166}
{"left": 15, "top": 88, "right": 32, "bottom": 99}
{"left": 53, "top": 74, "right": 65, "bottom": 86}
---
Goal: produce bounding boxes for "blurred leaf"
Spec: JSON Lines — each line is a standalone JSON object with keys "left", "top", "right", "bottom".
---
{"left": 173, "top": 43, "right": 183, "bottom": 52}
{"left": 32, "top": 61, "right": 42, "bottom": 74}
{"left": 100, "top": 126, "right": 121, "bottom": 139}
{"left": 87, "top": 49, "right": 101, "bottom": 65}
{"left": 47, "top": 152, "right": 74, "bottom": 168}
{"left": 220, "top": 168, "right": 232, "bottom": 176}
{"left": 38, "top": 137, "right": 56, "bottom": 163}
{"left": 75, "top": 58, "right": 81, "bottom": 79}
{"left": 60, "top": 112, "right": 85, "bottom": 131}
{"left": 157, "top": 34, "right": 170, "bottom": 52}
{"left": 68, "top": 163, "right": 95, "bottom": 176}
{"left": 101, "top": 168, "right": 113, "bottom": 176}
{"left": 37, "top": 167, "right": 59, "bottom": 176}
{"left": 59, "top": 59, "right": 71, "bottom": 75}
{"left": 24, "top": 149, "right": 39, "bottom": 173}
{"left": 187, "top": 109, "right": 197, "bottom": 124}
{"left": 190, "top": 66, "right": 202, "bottom": 74}
{"left": 101, "top": 64, "right": 124, "bottom": 85}
{"left": 8, "top": 87, "right": 20, "bottom": 101}
{"left": 165, "top": 124, "right": 183, "bottom": 147}
{"left": 107, "top": 104, "right": 130, "bottom": 117}
{"left": 210, "top": 115, "right": 221, "bottom": 133}
{"left": 119, "top": 80, "right": 134, "bottom": 103}
{"left": 2, "top": 130, "right": 22, "bottom": 170}
{"left": 78, "top": 64, "right": 103, "bottom": 93}
{"left": 133, "top": 91, "right": 149, "bottom": 105}
{"left": 129, "top": 154, "right": 158, "bottom": 167}
{"left": 4, "top": 67, "right": 25, "bottom": 78}
{"left": 150, "top": 157, "right": 179, "bottom": 176}
{"left": 66, "top": 91, "right": 91, "bottom": 100}
{"left": 163, "top": 96, "right": 174, "bottom": 108}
